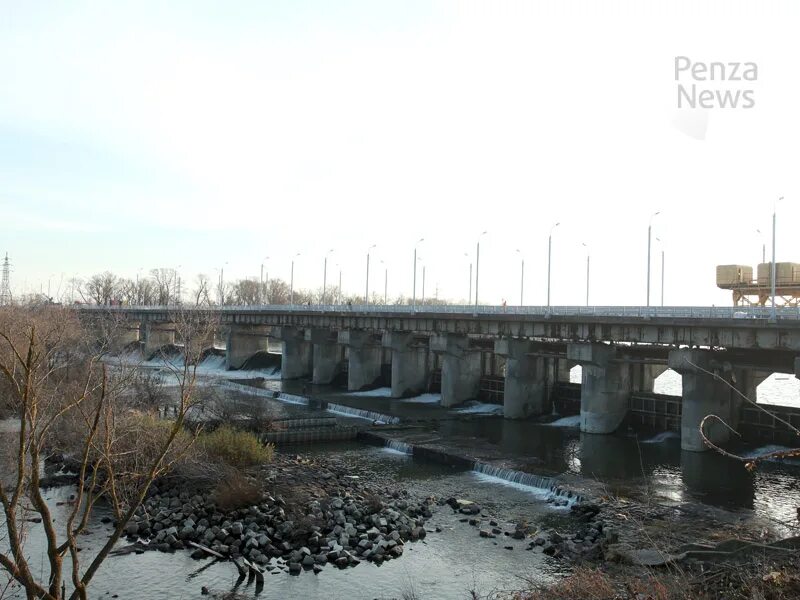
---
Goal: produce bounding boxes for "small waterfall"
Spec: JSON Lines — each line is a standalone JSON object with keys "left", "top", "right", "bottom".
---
{"left": 472, "top": 462, "right": 581, "bottom": 505}
{"left": 325, "top": 403, "right": 400, "bottom": 425}
{"left": 277, "top": 392, "right": 311, "bottom": 406}
{"left": 384, "top": 439, "right": 413, "bottom": 455}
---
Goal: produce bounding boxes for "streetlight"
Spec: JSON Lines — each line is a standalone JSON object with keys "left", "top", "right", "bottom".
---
{"left": 412, "top": 238, "right": 424, "bottom": 308}
{"left": 380, "top": 259, "right": 388, "bottom": 304}
{"left": 323, "top": 249, "right": 334, "bottom": 305}
{"left": 337, "top": 264, "right": 342, "bottom": 304}
{"left": 582, "top": 242, "right": 590, "bottom": 306}
{"left": 547, "top": 223, "right": 560, "bottom": 308}
{"left": 260, "top": 256, "right": 270, "bottom": 304}
{"left": 421, "top": 260, "right": 426, "bottom": 305}
{"left": 515, "top": 249, "right": 524, "bottom": 306}
{"left": 290, "top": 253, "right": 301, "bottom": 306}
{"left": 770, "top": 196, "right": 784, "bottom": 321}
{"left": 365, "top": 244, "right": 376, "bottom": 303}
{"left": 171, "top": 265, "right": 182, "bottom": 305}
{"left": 475, "top": 231, "right": 488, "bottom": 307}
{"left": 463, "top": 252, "right": 472, "bottom": 305}
{"left": 756, "top": 229, "right": 766, "bottom": 265}
{"left": 656, "top": 237, "right": 665, "bottom": 307}
{"left": 646, "top": 211, "right": 660, "bottom": 307}
{"left": 216, "top": 261, "right": 229, "bottom": 305}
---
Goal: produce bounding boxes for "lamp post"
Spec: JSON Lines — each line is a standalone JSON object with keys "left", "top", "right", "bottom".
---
{"left": 365, "top": 244, "right": 376, "bottom": 303}
{"left": 515, "top": 249, "right": 524, "bottom": 306}
{"left": 336, "top": 264, "right": 342, "bottom": 304}
{"left": 290, "top": 253, "right": 300, "bottom": 306}
{"left": 463, "top": 252, "right": 473, "bottom": 305}
{"left": 380, "top": 259, "right": 388, "bottom": 304}
{"left": 582, "top": 242, "right": 590, "bottom": 306}
{"left": 173, "top": 265, "right": 182, "bottom": 305}
{"left": 422, "top": 263, "right": 426, "bottom": 305}
{"left": 771, "top": 197, "right": 783, "bottom": 321}
{"left": 412, "top": 238, "right": 424, "bottom": 308}
{"left": 475, "top": 231, "right": 488, "bottom": 307}
{"left": 656, "top": 237, "right": 665, "bottom": 307}
{"left": 216, "top": 261, "right": 229, "bottom": 305}
{"left": 647, "top": 211, "right": 660, "bottom": 307}
{"left": 322, "top": 249, "right": 334, "bottom": 304}
{"left": 260, "top": 256, "right": 270, "bottom": 304}
{"left": 756, "top": 229, "right": 766, "bottom": 265}
{"left": 547, "top": 222, "right": 560, "bottom": 308}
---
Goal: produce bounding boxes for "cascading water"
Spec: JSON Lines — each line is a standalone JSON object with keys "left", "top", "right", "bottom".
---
{"left": 325, "top": 403, "right": 400, "bottom": 425}
{"left": 472, "top": 462, "right": 580, "bottom": 505}
{"left": 384, "top": 439, "right": 413, "bottom": 455}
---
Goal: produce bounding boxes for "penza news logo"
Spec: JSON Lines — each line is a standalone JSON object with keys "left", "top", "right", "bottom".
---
{"left": 674, "top": 56, "right": 757, "bottom": 109}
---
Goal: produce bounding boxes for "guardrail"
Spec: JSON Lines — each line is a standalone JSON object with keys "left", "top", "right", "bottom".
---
{"left": 76, "top": 303, "right": 800, "bottom": 321}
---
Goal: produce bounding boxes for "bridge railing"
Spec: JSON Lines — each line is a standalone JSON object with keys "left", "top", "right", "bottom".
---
{"left": 76, "top": 303, "right": 800, "bottom": 320}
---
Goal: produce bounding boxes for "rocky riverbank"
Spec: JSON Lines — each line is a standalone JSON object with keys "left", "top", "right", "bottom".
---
{"left": 120, "top": 453, "right": 436, "bottom": 575}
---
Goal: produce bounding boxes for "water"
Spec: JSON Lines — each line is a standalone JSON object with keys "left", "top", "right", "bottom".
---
{"left": 5, "top": 443, "right": 569, "bottom": 600}
{"left": 8, "top": 355, "right": 800, "bottom": 599}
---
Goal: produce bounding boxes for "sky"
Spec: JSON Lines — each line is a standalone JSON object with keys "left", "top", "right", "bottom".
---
{"left": 1, "top": 0, "right": 799, "bottom": 305}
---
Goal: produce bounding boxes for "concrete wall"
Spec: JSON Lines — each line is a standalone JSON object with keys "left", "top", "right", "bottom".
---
{"left": 226, "top": 325, "right": 271, "bottom": 369}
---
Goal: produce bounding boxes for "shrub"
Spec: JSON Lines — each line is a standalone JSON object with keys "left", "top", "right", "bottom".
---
{"left": 199, "top": 425, "right": 273, "bottom": 468}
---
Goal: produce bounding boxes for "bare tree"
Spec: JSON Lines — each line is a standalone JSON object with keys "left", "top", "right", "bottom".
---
{"left": 0, "top": 305, "right": 212, "bottom": 599}
{"left": 193, "top": 274, "right": 212, "bottom": 307}
{"left": 150, "top": 268, "right": 177, "bottom": 306}
{"left": 80, "top": 272, "right": 118, "bottom": 305}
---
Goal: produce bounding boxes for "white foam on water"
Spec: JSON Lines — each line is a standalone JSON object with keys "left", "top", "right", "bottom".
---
{"left": 402, "top": 393, "right": 441, "bottom": 404}
{"left": 454, "top": 402, "right": 504, "bottom": 415}
{"left": 471, "top": 462, "right": 578, "bottom": 507}
{"left": 348, "top": 387, "right": 392, "bottom": 397}
{"left": 743, "top": 444, "right": 800, "bottom": 463}
{"left": 641, "top": 431, "right": 680, "bottom": 444}
{"left": 381, "top": 447, "right": 412, "bottom": 457}
{"left": 325, "top": 403, "right": 400, "bottom": 425}
{"left": 384, "top": 439, "right": 413, "bottom": 455}
{"left": 546, "top": 415, "right": 581, "bottom": 427}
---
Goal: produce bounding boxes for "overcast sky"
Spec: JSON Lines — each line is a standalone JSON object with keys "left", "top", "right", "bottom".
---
{"left": 1, "top": 0, "right": 798, "bottom": 305}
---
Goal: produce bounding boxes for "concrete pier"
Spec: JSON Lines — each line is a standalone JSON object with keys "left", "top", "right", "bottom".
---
{"left": 306, "top": 329, "right": 343, "bottom": 385}
{"left": 339, "top": 330, "right": 383, "bottom": 391}
{"left": 631, "top": 363, "right": 667, "bottom": 392}
{"left": 226, "top": 325, "right": 271, "bottom": 369}
{"left": 569, "top": 343, "right": 631, "bottom": 434}
{"left": 431, "top": 334, "right": 482, "bottom": 407}
{"left": 495, "top": 339, "right": 550, "bottom": 418}
{"left": 383, "top": 332, "right": 430, "bottom": 398}
{"left": 143, "top": 323, "right": 176, "bottom": 358}
{"left": 273, "top": 326, "right": 312, "bottom": 380}
{"left": 669, "top": 349, "right": 741, "bottom": 452}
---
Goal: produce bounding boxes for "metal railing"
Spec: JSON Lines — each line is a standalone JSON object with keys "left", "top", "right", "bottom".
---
{"left": 77, "top": 303, "right": 800, "bottom": 321}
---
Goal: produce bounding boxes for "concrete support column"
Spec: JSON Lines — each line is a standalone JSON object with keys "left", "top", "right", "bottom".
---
{"left": 383, "top": 332, "right": 430, "bottom": 398}
{"left": 669, "top": 349, "right": 742, "bottom": 452}
{"left": 273, "top": 326, "right": 312, "bottom": 380}
{"left": 339, "top": 330, "right": 383, "bottom": 391}
{"left": 306, "top": 329, "right": 343, "bottom": 385}
{"left": 431, "top": 334, "right": 482, "bottom": 407}
{"left": 631, "top": 363, "right": 667, "bottom": 393}
{"left": 556, "top": 357, "right": 572, "bottom": 383}
{"left": 110, "top": 321, "right": 140, "bottom": 353}
{"left": 226, "top": 325, "right": 271, "bottom": 370}
{"left": 143, "top": 323, "right": 176, "bottom": 358}
{"left": 495, "top": 339, "right": 550, "bottom": 419}
{"left": 568, "top": 343, "right": 631, "bottom": 434}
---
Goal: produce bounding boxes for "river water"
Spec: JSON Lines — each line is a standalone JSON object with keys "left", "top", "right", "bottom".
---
{"left": 3, "top": 360, "right": 800, "bottom": 599}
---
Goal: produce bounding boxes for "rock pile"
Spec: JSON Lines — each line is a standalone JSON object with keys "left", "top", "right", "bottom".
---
{"left": 122, "top": 456, "right": 435, "bottom": 575}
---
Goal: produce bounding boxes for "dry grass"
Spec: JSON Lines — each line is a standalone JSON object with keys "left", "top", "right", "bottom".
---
{"left": 212, "top": 472, "right": 263, "bottom": 511}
